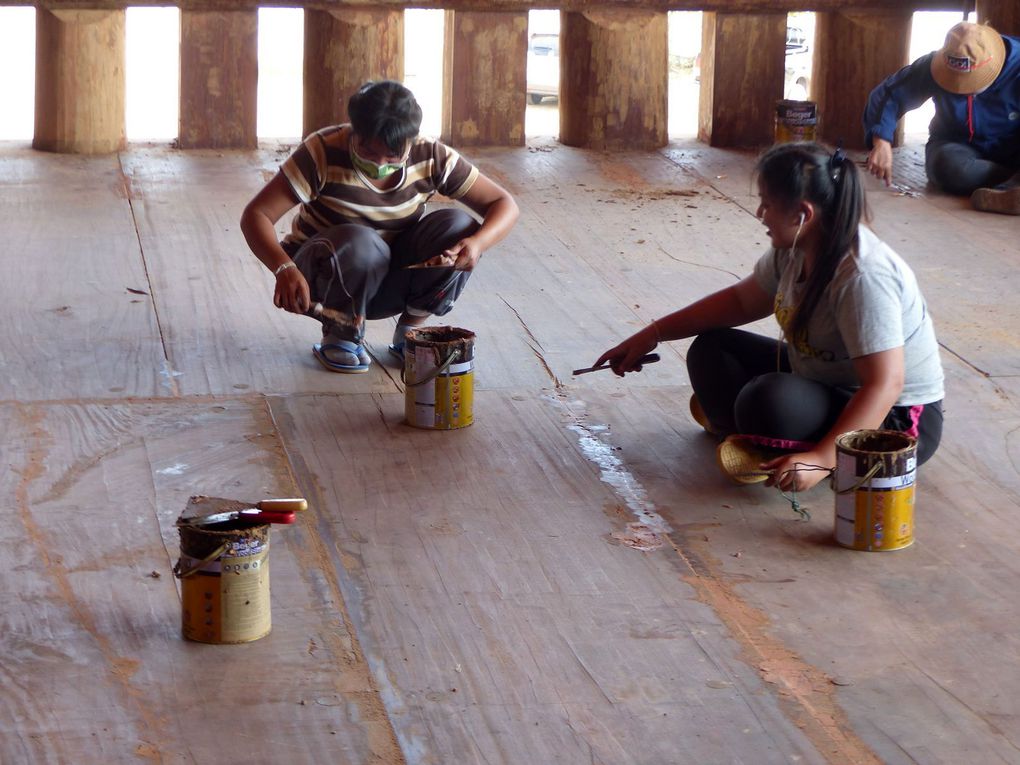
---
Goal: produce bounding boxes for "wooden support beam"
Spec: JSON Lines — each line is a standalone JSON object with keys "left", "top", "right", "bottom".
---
{"left": 441, "top": 10, "right": 527, "bottom": 146}
{"left": 813, "top": 10, "right": 912, "bottom": 150}
{"left": 3, "top": 1, "right": 978, "bottom": 13}
{"left": 697, "top": 12, "right": 785, "bottom": 148}
{"left": 33, "top": 9, "right": 126, "bottom": 154}
{"left": 303, "top": 8, "right": 403, "bottom": 137}
{"left": 977, "top": 0, "right": 1020, "bottom": 35}
{"left": 560, "top": 9, "right": 668, "bottom": 150}
{"left": 179, "top": 10, "right": 258, "bottom": 149}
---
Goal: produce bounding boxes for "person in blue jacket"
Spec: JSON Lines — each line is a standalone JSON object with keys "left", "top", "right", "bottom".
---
{"left": 864, "top": 21, "right": 1020, "bottom": 215}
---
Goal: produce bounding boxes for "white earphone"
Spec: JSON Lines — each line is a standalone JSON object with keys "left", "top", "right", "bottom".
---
{"left": 790, "top": 211, "right": 806, "bottom": 253}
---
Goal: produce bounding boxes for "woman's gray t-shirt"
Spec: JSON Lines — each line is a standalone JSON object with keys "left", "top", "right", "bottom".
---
{"left": 753, "top": 225, "right": 944, "bottom": 406}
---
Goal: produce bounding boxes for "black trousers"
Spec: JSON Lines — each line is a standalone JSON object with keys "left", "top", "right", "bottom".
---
{"left": 926, "top": 139, "right": 1019, "bottom": 196}
{"left": 686, "top": 328, "right": 944, "bottom": 465}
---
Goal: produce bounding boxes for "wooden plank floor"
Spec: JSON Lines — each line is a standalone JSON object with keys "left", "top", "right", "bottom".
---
{"left": 2, "top": 137, "right": 1019, "bottom": 764}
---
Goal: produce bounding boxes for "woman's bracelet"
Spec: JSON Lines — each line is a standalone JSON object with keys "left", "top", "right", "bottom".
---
{"left": 274, "top": 261, "right": 297, "bottom": 277}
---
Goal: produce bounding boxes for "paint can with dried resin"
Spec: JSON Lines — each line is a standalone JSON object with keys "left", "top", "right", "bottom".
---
{"left": 174, "top": 521, "right": 272, "bottom": 643}
{"left": 775, "top": 100, "right": 817, "bottom": 143}
{"left": 403, "top": 326, "right": 475, "bottom": 430}
{"left": 834, "top": 429, "right": 917, "bottom": 551}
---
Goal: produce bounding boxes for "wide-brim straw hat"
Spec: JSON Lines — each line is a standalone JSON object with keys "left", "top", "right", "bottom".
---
{"left": 931, "top": 22, "right": 1006, "bottom": 95}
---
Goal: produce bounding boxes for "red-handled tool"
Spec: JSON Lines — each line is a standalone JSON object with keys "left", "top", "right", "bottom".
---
{"left": 176, "top": 508, "right": 297, "bottom": 528}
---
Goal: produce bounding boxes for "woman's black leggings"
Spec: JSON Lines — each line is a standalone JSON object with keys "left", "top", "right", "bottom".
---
{"left": 686, "top": 328, "right": 943, "bottom": 465}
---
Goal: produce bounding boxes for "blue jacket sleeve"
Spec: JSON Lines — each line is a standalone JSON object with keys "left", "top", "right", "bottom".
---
{"left": 863, "top": 53, "right": 939, "bottom": 147}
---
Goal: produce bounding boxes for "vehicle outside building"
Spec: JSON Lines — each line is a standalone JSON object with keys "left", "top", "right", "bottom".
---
{"left": 526, "top": 32, "right": 559, "bottom": 104}
{"left": 784, "top": 24, "right": 812, "bottom": 99}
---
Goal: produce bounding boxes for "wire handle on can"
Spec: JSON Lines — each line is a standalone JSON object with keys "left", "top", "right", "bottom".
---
{"left": 401, "top": 349, "right": 461, "bottom": 388}
{"left": 834, "top": 461, "right": 884, "bottom": 495}
{"left": 173, "top": 543, "right": 229, "bottom": 579}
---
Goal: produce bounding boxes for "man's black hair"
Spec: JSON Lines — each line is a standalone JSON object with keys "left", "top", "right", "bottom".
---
{"left": 348, "top": 81, "right": 423, "bottom": 154}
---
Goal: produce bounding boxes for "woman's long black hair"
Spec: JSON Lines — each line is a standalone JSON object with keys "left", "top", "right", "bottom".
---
{"left": 755, "top": 141, "right": 868, "bottom": 341}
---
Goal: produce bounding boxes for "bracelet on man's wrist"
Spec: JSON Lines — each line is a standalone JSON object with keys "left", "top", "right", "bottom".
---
{"left": 650, "top": 319, "right": 662, "bottom": 343}
{"left": 274, "top": 261, "right": 297, "bottom": 277}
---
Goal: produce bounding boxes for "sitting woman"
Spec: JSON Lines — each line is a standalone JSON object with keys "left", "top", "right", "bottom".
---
{"left": 240, "top": 80, "right": 518, "bottom": 373}
{"left": 595, "top": 142, "right": 945, "bottom": 492}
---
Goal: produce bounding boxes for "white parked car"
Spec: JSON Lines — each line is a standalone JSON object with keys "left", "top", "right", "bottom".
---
{"left": 526, "top": 33, "right": 559, "bottom": 104}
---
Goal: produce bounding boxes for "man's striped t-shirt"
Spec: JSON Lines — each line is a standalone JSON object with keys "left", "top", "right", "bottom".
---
{"left": 279, "top": 124, "right": 479, "bottom": 254}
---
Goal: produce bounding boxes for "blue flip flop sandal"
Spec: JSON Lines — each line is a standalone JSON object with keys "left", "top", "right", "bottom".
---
{"left": 313, "top": 341, "right": 370, "bottom": 374}
{"left": 387, "top": 342, "right": 405, "bottom": 362}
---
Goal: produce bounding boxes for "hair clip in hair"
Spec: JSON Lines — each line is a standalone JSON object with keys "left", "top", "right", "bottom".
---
{"left": 830, "top": 142, "right": 847, "bottom": 181}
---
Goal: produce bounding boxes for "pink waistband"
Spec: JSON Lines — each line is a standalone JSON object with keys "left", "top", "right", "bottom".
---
{"left": 741, "top": 404, "right": 924, "bottom": 450}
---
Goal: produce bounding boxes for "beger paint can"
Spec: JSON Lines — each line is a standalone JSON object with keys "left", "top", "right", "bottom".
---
{"left": 775, "top": 100, "right": 818, "bottom": 143}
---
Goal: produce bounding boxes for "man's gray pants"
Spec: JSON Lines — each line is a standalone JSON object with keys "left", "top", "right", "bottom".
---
{"left": 292, "top": 208, "right": 478, "bottom": 344}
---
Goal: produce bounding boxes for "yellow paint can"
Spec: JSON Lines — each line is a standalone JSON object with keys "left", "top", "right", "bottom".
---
{"left": 174, "top": 520, "right": 272, "bottom": 644}
{"left": 403, "top": 326, "right": 475, "bottom": 430}
{"left": 834, "top": 430, "right": 917, "bottom": 552}
{"left": 775, "top": 99, "right": 818, "bottom": 143}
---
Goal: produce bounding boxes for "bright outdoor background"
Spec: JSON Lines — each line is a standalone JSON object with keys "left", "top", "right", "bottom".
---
{"left": 0, "top": 8, "right": 971, "bottom": 143}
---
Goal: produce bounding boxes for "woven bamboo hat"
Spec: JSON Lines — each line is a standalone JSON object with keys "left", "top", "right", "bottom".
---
{"left": 931, "top": 22, "right": 1006, "bottom": 95}
{"left": 716, "top": 436, "right": 775, "bottom": 485}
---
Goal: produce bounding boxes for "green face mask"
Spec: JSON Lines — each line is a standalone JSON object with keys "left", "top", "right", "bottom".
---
{"left": 352, "top": 143, "right": 407, "bottom": 180}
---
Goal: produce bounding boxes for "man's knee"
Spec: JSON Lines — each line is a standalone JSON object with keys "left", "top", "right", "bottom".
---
{"left": 930, "top": 143, "right": 958, "bottom": 192}
{"left": 420, "top": 208, "right": 479, "bottom": 245}
{"left": 309, "top": 225, "right": 389, "bottom": 271}
{"left": 926, "top": 141, "right": 1001, "bottom": 195}
{"left": 422, "top": 272, "right": 471, "bottom": 317}
{"left": 927, "top": 145, "right": 969, "bottom": 194}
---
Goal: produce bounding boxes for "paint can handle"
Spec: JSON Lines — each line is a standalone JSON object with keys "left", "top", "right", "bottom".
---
{"left": 401, "top": 349, "right": 461, "bottom": 388}
{"left": 173, "top": 543, "right": 229, "bottom": 579}
{"left": 834, "top": 461, "right": 884, "bottom": 495}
